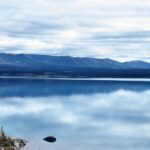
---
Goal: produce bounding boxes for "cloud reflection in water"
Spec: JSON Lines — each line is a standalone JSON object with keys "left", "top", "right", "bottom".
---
{"left": 0, "top": 80, "right": 150, "bottom": 150}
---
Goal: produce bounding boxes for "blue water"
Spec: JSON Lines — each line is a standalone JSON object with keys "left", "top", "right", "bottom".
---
{"left": 0, "top": 78, "right": 150, "bottom": 150}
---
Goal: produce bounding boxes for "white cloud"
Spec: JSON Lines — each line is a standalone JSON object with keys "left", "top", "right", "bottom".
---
{"left": 0, "top": 0, "right": 150, "bottom": 61}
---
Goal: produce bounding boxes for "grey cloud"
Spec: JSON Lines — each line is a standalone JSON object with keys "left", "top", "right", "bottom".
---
{"left": 88, "top": 31, "right": 150, "bottom": 41}
{"left": 0, "top": 17, "right": 68, "bottom": 38}
{"left": 0, "top": 0, "right": 150, "bottom": 61}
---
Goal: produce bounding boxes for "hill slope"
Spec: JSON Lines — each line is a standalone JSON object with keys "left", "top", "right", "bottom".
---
{"left": 0, "top": 53, "right": 150, "bottom": 78}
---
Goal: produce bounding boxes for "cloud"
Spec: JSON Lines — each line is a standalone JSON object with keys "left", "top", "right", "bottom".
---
{"left": 0, "top": 0, "right": 150, "bottom": 61}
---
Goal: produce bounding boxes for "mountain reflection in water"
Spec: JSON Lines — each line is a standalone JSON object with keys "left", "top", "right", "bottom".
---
{"left": 0, "top": 78, "right": 150, "bottom": 150}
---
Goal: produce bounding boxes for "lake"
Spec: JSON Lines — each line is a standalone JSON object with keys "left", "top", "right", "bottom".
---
{"left": 0, "top": 78, "right": 150, "bottom": 150}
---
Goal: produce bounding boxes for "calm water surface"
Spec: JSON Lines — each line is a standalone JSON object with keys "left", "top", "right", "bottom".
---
{"left": 0, "top": 78, "right": 150, "bottom": 150}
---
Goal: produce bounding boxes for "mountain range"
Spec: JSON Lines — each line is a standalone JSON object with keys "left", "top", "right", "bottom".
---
{"left": 0, "top": 53, "right": 150, "bottom": 78}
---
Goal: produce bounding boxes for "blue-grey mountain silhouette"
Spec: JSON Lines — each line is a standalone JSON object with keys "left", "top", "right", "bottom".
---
{"left": 0, "top": 53, "right": 150, "bottom": 78}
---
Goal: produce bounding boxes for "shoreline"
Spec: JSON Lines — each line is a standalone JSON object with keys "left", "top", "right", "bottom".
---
{"left": 0, "top": 76, "right": 150, "bottom": 82}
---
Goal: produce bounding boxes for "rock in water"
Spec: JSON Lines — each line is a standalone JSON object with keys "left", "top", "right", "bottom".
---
{"left": 43, "top": 136, "right": 56, "bottom": 143}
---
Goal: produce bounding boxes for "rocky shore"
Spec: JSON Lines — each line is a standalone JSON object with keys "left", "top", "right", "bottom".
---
{"left": 0, "top": 127, "right": 27, "bottom": 150}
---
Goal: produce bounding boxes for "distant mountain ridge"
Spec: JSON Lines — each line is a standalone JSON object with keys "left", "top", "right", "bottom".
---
{"left": 0, "top": 53, "right": 150, "bottom": 78}
{"left": 0, "top": 53, "right": 149, "bottom": 69}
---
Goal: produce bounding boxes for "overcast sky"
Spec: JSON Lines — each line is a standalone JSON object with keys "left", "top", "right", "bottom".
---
{"left": 0, "top": 0, "right": 150, "bottom": 61}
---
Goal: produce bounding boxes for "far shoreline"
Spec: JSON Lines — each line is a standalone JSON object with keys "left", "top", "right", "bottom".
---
{"left": 0, "top": 76, "right": 150, "bottom": 82}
